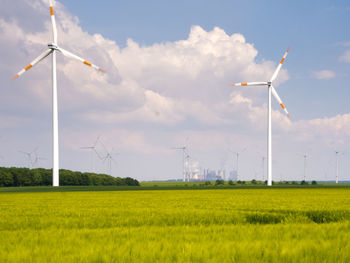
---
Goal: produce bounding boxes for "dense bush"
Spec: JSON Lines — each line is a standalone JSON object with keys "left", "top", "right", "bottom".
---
{"left": 0, "top": 167, "right": 139, "bottom": 187}
{"left": 215, "top": 179, "right": 224, "bottom": 185}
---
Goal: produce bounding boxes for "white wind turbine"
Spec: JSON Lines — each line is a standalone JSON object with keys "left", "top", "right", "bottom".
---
{"left": 171, "top": 146, "right": 187, "bottom": 181}
{"left": 229, "top": 147, "right": 247, "bottom": 181}
{"left": 19, "top": 147, "right": 38, "bottom": 169}
{"left": 230, "top": 48, "right": 291, "bottom": 186}
{"left": 297, "top": 153, "right": 308, "bottom": 182}
{"left": 80, "top": 135, "right": 102, "bottom": 173}
{"left": 334, "top": 151, "right": 344, "bottom": 184}
{"left": 32, "top": 149, "right": 47, "bottom": 168}
{"left": 100, "top": 141, "right": 120, "bottom": 176}
{"left": 102, "top": 149, "right": 119, "bottom": 177}
{"left": 12, "top": 0, "right": 106, "bottom": 186}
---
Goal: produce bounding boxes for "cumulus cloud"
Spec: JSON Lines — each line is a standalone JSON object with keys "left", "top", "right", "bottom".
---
{"left": 311, "top": 70, "right": 336, "bottom": 80}
{"left": 339, "top": 50, "right": 350, "bottom": 63}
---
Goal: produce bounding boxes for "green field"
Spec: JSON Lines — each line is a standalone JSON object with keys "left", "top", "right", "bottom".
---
{"left": 1, "top": 187, "right": 350, "bottom": 262}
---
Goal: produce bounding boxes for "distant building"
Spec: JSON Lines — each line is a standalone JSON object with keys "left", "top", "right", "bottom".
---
{"left": 228, "top": 170, "right": 238, "bottom": 181}
{"left": 217, "top": 169, "right": 226, "bottom": 180}
{"left": 203, "top": 170, "right": 221, "bottom": 181}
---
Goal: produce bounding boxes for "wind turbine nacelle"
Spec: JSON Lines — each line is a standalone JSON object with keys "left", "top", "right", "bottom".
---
{"left": 48, "top": 43, "right": 58, "bottom": 50}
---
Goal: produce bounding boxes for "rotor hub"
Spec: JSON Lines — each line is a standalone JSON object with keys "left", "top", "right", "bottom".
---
{"left": 48, "top": 43, "right": 58, "bottom": 50}
{"left": 267, "top": 81, "right": 272, "bottom": 86}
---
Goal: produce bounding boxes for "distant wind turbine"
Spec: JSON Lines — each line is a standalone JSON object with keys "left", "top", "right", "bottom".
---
{"left": 297, "top": 153, "right": 308, "bottom": 182}
{"left": 32, "top": 149, "right": 47, "bottom": 168}
{"left": 12, "top": 0, "right": 106, "bottom": 186}
{"left": 172, "top": 138, "right": 191, "bottom": 181}
{"left": 230, "top": 48, "right": 291, "bottom": 186}
{"left": 172, "top": 146, "right": 187, "bottom": 181}
{"left": 229, "top": 147, "right": 247, "bottom": 181}
{"left": 80, "top": 135, "right": 102, "bottom": 173}
{"left": 334, "top": 151, "right": 344, "bottom": 184}
{"left": 100, "top": 141, "right": 120, "bottom": 176}
{"left": 19, "top": 147, "right": 38, "bottom": 169}
{"left": 102, "top": 149, "right": 119, "bottom": 177}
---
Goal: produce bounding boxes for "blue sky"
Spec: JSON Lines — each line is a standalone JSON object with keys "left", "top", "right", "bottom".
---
{"left": 1, "top": 0, "right": 350, "bottom": 182}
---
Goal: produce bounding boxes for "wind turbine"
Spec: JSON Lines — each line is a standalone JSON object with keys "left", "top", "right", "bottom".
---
{"left": 172, "top": 138, "right": 191, "bottom": 182}
{"left": 12, "top": 0, "right": 106, "bottom": 186}
{"left": 19, "top": 147, "right": 38, "bottom": 169}
{"left": 228, "top": 147, "right": 246, "bottom": 181}
{"left": 230, "top": 48, "right": 291, "bottom": 186}
{"left": 32, "top": 149, "right": 47, "bottom": 168}
{"left": 100, "top": 140, "right": 120, "bottom": 176}
{"left": 102, "top": 149, "right": 119, "bottom": 177}
{"left": 297, "top": 153, "right": 308, "bottom": 182}
{"left": 80, "top": 135, "right": 102, "bottom": 173}
{"left": 334, "top": 151, "right": 343, "bottom": 184}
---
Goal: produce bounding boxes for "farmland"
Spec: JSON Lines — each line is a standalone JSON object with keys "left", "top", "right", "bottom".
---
{"left": 1, "top": 187, "right": 350, "bottom": 262}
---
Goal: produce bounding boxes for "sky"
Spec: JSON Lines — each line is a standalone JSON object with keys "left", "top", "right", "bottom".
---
{"left": 1, "top": 0, "right": 350, "bottom": 182}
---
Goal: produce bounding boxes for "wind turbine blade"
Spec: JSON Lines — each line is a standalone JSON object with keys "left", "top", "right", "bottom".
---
{"left": 271, "top": 85, "right": 290, "bottom": 118}
{"left": 58, "top": 47, "right": 106, "bottom": 73}
{"left": 93, "top": 148, "right": 103, "bottom": 160}
{"left": 12, "top": 49, "right": 53, "bottom": 79}
{"left": 49, "top": 0, "right": 58, "bottom": 43}
{"left": 93, "top": 135, "right": 101, "bottom": 147}
{"left": 230, "top": 82, "right": 267, "bottom": 87}
{"left": 270, "top": 47, "right": 290, "bottom": 83}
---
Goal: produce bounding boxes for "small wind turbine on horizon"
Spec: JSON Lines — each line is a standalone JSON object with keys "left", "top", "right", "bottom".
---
{"left": 172, "top": 146, "right": 187, "bottom": 181}
{"left": 80, "top": 135, "right": 102, "bottom": 173}
{"left": 228, "top": 147, "right": 247, "bottom": 181}
{"left": 172, "top": 138, "right": 190, "bottom": 181}
{"left": 100, "top": 141, "right": 120, "bottom": 177}
{"left": 230, "top": 48, "right": 291, "bottom": 186}
{"left": 12, "top": 0, "right": 106, "bottom": 186}
{"left": 334, "top": 150, "right": 344, "bottom": 184}
{"left": 19, "top": 147, "right": 38, "bottom": 169}
{"left": 299, "top": 153, "right": 308, "bottom": 182}
{"left": 32, "top": 150, "right": 47, "bottom": 168}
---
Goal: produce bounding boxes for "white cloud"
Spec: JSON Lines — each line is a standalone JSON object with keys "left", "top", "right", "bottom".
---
{"left": 339, "top": 50, "right": 350, "bottom": 63}
{"left": 311, "top": 70, "right": 336, "bottom": 80}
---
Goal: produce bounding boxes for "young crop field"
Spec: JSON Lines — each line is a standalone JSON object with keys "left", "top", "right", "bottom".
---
{"left": 1, "top": 188, "right": 350, "bottom": 262}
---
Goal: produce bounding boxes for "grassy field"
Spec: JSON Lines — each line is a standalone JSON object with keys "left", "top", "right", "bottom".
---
{"left": 1, "top": 187, "right": 350, "bottom": 262}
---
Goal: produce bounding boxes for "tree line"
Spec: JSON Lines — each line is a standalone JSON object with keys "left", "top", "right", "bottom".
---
{"left": 0, "top": 167, "right": 140, "bottom": 187}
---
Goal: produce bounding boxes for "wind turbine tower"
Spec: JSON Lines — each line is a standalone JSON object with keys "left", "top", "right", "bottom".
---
{"left": 12, "top": 0, "right": 106, "bottom": 186}
{"left": 297, "top": 153, "right": 308, "bottom": 182}
{"left": 230, "top": 48, "right": 291, "bottom": 186}
{"left": 81, "top": 136, "right": 102, "bottom": 173}
{"left": 335, "top": 151, "right": 339, "bottom": 184}
{"left": 172, "top": 146, "right": 187, "bottom": 181}
{"left": 229, "top": 147, "right": 246, "bottom": 181}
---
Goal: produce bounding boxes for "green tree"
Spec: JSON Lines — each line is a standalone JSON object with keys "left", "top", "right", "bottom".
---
{"left": 0, "top": 170, "right": 14, "bottom": 186}
{"left": 215, "top": 179, "right": 224, "bottom": 185}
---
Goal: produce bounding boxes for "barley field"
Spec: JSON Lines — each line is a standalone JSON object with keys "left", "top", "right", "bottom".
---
{"left": 1, "top": 188, "right": 350, "bottom": 262}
